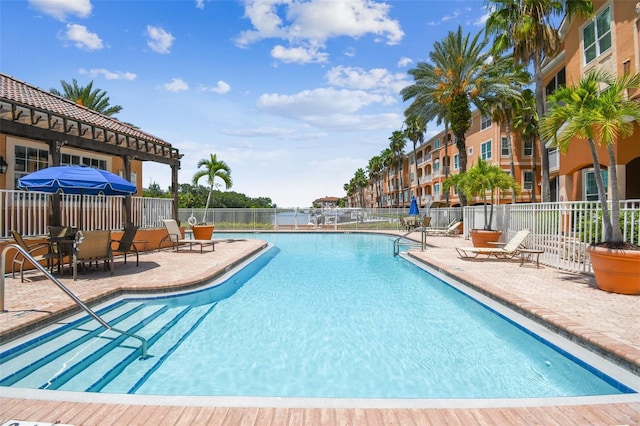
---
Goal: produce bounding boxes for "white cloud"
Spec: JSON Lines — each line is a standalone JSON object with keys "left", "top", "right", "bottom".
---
{"left": 235, "top": 0, "right": 404, "bottom": 64}
{"left": 163, "top": 78, "right": 189, "bottom": 92}
{"left": 325, "top": 66, "right": 409, "bottom": 94}
{"left": 79, "top": 68, "right": 136, "bottom": 80}
{"left": 397, "top": 56, "right": 413, "bottom": 67}
{"left": 62, "top": 23, "right": 103, "bottom": 50}
{"left": 271, "top": 45, "right": 328, "bottom": 64}
{"left": 195, "top": 0, "right": 205, "bottom": 9}
{"left": 29, "top": 0, "right": 91, "bottom": 21}
{"left": 146, "top": 25, "right": 174, "bottom": 54}
{"left": 199, "top": 80, "right": 232, "bottom": 94}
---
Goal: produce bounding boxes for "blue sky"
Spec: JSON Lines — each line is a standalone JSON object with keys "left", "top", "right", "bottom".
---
{"left": 1, "top": 0, "right": 489, "bottom": 207}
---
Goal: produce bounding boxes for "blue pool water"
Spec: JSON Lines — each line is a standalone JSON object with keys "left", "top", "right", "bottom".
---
{"left": 0, "top": 233, "right": 633, "bottom": 398}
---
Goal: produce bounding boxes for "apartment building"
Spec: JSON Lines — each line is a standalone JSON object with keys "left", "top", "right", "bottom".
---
{"left": 359, "top": 0, "right": 640, "bottom": 209}
{"left": 543, "top": 0, "right": 640, "bottom": 202}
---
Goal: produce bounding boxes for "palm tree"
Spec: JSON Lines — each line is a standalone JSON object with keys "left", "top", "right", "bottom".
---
{"left": 192, "top": 153, "right": 232, "bottom": 224}
{"left": 388, "top": 130, "right": 406, "bottom": 207}
{"left": 50, "top": 79, "right": 123, "bottom": 116}
{"left": 444, "top": 158, "right": 519, "bottom": 230}
{"left": 352, "top": 168, "right": 368, "bottom": 208}
{"left": 485, "top": 0, "right": 594, "bottom": 202}
{"left": 403, "top": 114, "right": 426, "bottom": 203}
{"left": 401, "top": 26, "right": 522, "bottom": 206}
{"left": 367, "top": 155, "right": 384, "bottom": 208}
{"left": 512, "top": 88, "right": 539, "bottom": 202}
{"left": 380, "top": 147, "right": 394, "bottom": 207}
{"left": 540, "top": 70, "right": 640, "bottom": 245}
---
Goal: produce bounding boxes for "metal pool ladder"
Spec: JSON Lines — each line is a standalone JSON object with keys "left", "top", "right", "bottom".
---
{"left": 0, "top": 243, "right": 150, "bottom": 360}
{"left": 393, "top": 229, "right": 426, "bottom": 256}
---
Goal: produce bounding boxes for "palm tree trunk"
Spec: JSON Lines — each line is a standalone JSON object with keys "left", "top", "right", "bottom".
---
{"left": 587, "top": 138, "right": 614, "bottom": 243}
{"left": 534, "top": 57, "right": 551, "bottom": 202}
{"left": 505, "top": 117, "right": 516, "bottom": 203}
{"left": 202, "top": 185, "right": 213, "bottom": 223}
{"left": 455, "top": 133, "right": 468, "bottom": 206}
{"left": 607, "top": 144, "right": 623, "bottom": 243}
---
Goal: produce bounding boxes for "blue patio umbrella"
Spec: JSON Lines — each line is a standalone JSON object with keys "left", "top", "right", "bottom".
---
{"left": 18, "top": 165, "right": 136, "bottom": 195}
{"left": 409, "top": 196, "right": 419, "bottom": 216}
{"left": 18, "top": 165, "right": 137, "bottom": 228}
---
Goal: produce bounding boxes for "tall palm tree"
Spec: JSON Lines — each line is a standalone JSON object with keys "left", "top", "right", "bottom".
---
{"left": 540, "top": 70, "right": 640, "bottom": 245}
{"left": 192, "top": 153, "right": 232, "bottom": 224}
{"left": 485, "top": 0, "right": 593, "bottom": 202}
{"left": 50, "top": 79, "right": 123, "bottom": 116}
{"left": 388, "top": 130, "right": 406, "bottom": 207}
{"left": 403, "top": 114, "right": 426, "bottom": 202}
{"left": 380, "top": 147, "right": 394, "bottom": 207}
{"left": 401, "top": 26, "right": 522, "bottom": 206}
{"left": 352, "top": 168, "right": 368, "bottom": 208}
{"left": 512, "top": 88, "right": 539, "bottom": 202}
{"left": 367, "top": 155, "right": 384, "bottom": 208}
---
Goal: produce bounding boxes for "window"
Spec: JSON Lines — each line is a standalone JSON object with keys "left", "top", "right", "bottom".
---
{"left": 545, "top": 68, "right": 566, "bottom": 95}
{"left": 481, "top": 140, "right": 492, "bottom": 160}
{"left": 524, "top": 139, "right": 533, "bottom": 156}
{"left": 481, "top": 115, "right": 492, "bottom": 130}
{"left": 14, "top": 145, "right": 49, "bottom": 188}
{"left": 433, "top": 159, "right": 440, "bottom": 177}
{"left": 583, "top": 6, "right": 611, "bottom": 64}
{"left": 453, "top": 154, "right": 459, "bottom": 171}
{"left": 501, "top": 137, "right": 510, "bottom": 156}
{"left": 584, "top": 169, "right": 607, "bottom": 201}
{"left": 434, "top": 139, "right": 441, "bottom": 149}
{"left": 433, "top": 183, "right": 440, "bottom": 197}
{"left": 468, "top": 147, "right": 473, "bottom": 156}
{"left": 523, "top": 171, "right": 534, "bottom": 191}
{"left": 60, "top": 153, "right": 107, "bottom": 170}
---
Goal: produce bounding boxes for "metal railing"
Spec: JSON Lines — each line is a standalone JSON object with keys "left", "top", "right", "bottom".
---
{"left": 0, "top": 243, "right": 150, "bottom": 360}
{"left": 462, "top": 200, "right": 640, "bottom": 273}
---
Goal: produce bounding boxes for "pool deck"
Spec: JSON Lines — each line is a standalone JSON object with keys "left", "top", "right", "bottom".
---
{"left": 1, "top": 232, "right": 639, "bottom": 425}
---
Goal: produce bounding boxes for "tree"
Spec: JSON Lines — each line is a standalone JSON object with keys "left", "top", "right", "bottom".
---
{"left": 403, "top": 114, "right": 426, "bottom": 203}
{"left": 352, "top": 168, "right": 368, "bottom": 208}
{"left": 388, "top": 130, "right": 406, "bottom": 207}
{"left": 192, "top": 154, "right": 232, "bottom": 224}
{"left": 540, "top": 70, "right": 640, "bottom": 245}
{"left": 367, "top": 155, "right": 384, "bottom": 208}
{"left": 444, "top": 158, "right": 519, "bottom": 230}
{"left": 486, "top": 0, "right": 594, "bottom": 202}
{"left": 512, "top": 88, "right": 539, "bottom": 202}
{"left": 401, "top": 27, "right": 522, "bottom": 205}
{"left": 50, "top": 79, "right": 123, "bottom": 116}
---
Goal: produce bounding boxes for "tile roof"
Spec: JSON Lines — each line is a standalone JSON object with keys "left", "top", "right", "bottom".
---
{"left": 0, "top": 72, "right": 172, "bottom": 148}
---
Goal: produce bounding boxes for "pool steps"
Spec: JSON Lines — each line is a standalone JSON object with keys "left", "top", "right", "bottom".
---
{"left": 0, "top": 301, "right": 216, "bottom": 393}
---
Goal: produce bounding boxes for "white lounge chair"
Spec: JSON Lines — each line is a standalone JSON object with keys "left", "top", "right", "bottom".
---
{"left": 160, "top": 219, "right": 215, "bottom": 253}
{"left": 423, "top": 220, "right": 462, "bottom": 236}
{"left": 455, "top": 229, "right": 531, "bottom": 259}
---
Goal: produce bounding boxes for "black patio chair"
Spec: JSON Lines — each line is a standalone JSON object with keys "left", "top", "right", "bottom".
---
{"left": 112, "top": 223, "right": 141, "bottom": 266}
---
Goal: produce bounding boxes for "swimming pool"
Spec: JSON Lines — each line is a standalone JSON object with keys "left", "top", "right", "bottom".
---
{"left": 0, "top": 233, "right": 636, "bottom": 399}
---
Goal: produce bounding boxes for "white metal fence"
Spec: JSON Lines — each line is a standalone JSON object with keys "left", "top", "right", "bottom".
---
{"left": 463, "top": 200, "right": 640, "bottom": 273}
{"left": 2, "top": 188, "right": 638, "bottom": 275}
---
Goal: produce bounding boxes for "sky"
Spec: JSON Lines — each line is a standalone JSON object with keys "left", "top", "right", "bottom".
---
{"left": 1, "top": 0, "right": 490, "bottom": 207}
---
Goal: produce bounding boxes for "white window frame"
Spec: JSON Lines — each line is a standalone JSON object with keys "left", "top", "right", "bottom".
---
{"left": 480, "top": 140, "right": 492, "bottom": 160}
{"left": 501, "top": 137, "right": 510, "bottom": 157}
{"left": 453, "top": 154, "right": 459, "bottom": 171}
{"left": 522, "top": 170, "right": 534, "bottom": 191}
{"left": 584, "top": 169, "right": 607, "bottom": 201}
{"left": 523, "top": 139, "right": 533, "bottom": 156}
{"left": 582, "top": 5, "right": 611, "bottom": 65}
{"left": 481, "top": 114, "right": 492, "bottom": 131}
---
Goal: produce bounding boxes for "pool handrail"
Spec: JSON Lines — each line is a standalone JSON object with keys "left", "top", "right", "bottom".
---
{"left": 1, "top": 243, "right": 150, "bottom": 360}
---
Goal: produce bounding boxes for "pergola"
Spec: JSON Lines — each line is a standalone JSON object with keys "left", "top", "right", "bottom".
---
{"left": 0, "top": 73, "right": 182, "bottom": 223}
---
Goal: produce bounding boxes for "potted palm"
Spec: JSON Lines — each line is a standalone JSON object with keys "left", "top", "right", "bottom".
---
{"left": 541, "top": 70, "right": 640, "bottom": 295}
{"left": 444, "top": 158, "right": 519, "bottom": 247}
{"left": 192, "top": 153, "right": 232, "bottom": 240}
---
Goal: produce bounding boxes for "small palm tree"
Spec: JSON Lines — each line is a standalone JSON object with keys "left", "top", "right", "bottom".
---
{"left": 540, "top": 70, "right": 640, "bottom": 246}
{"left": 50, "top": 79, "right": 123, "bottom": 116}
{"left": 388, "top": 130, "right": 406, "bottom": 206}
{"left": 444, "top": 158, "right": 520, "bottom": 230}
{"left": 192, "top": 154, "right": 232, "bottom": 224}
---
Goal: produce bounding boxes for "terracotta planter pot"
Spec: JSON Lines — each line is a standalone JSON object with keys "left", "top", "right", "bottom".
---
{"left": 192, "top": 224, "right": 215, "bottom": 240}
{"left": 470, "top": 229, "right": 503, "bottom": 248}
{"left": 587, "top": 245, "right": 640, "bottom": 295}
